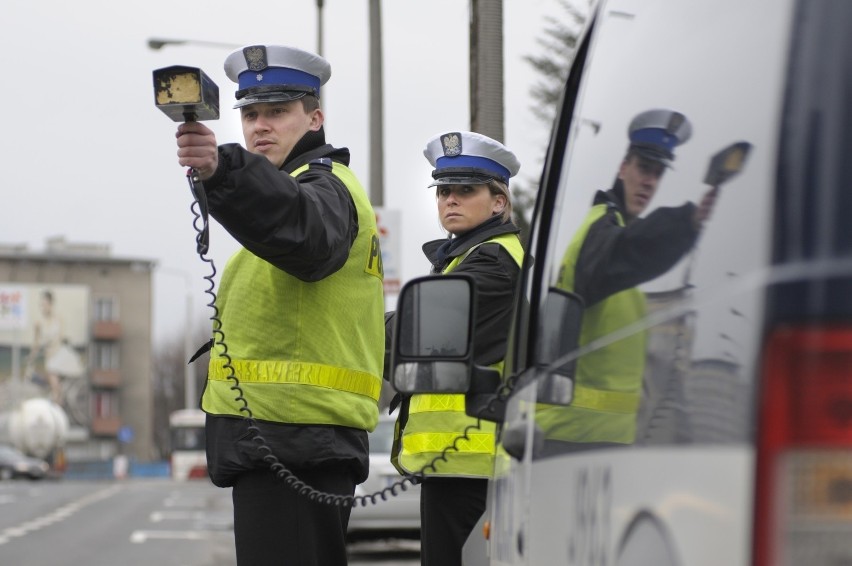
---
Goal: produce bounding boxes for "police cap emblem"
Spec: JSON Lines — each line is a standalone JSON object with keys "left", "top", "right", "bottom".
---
{"left": 441, "top": 132, "right": 462, "bottom": 157}
{"left": 243, "top": 46, "right": 268, "bottom": 72}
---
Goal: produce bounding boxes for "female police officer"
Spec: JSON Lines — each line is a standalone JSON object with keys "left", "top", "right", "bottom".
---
{"left": 390, "top": 131, "right": 524, "bottom": 566}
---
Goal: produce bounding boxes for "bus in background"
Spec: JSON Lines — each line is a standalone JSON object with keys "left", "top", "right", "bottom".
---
{"left": 168, "top": 408, "right": 207, "bottom": 481}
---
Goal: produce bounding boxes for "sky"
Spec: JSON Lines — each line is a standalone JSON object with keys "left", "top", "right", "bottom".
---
{"left": 1, "top": 0, "right": 574, "bottom": 346}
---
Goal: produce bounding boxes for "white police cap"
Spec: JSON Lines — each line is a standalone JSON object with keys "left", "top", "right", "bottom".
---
{"left": 627, "top": 108, "right": 692, "bottom": 166}
{"left": 423, "top": 131, "right": 521, "bottom": 187}
{"left": 224, "top": 45, "right": 331, "bottom": 109}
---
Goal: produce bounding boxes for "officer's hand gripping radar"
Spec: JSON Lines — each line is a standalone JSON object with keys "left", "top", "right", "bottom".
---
{"left": 153, "top": 65, "right": 220, "bottom": 255}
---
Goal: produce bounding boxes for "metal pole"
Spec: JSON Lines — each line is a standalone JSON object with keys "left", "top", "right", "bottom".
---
{"left": 317, "top": 0, "right": 325, "bottom": 57}
{"left": 469, "top": 0, "right": 505, "bottom": 142}
{"left": 369, "top": 0, "right": 384, "bottom": 206}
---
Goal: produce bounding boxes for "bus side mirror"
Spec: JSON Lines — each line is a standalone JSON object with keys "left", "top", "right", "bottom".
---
{"left": 390, "top": 275, "right": 476, "bottom": 394}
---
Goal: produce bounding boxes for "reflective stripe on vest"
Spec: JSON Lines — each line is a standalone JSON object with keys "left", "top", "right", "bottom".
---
{"left": 397, "top": 231, "right": 523, "bottom": 478}
{"left": 201, "top": 161, "right": 384, "bottom": 431}
{"left": 208, "top": 358, "right": 382, "bottom": 399}
{"left": 546, "top": 203, "right": 645, "bottom": 444}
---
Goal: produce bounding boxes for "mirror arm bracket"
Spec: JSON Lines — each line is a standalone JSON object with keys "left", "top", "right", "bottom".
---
{"left": 465, "top": 365, "right": 506, "bottom": 423}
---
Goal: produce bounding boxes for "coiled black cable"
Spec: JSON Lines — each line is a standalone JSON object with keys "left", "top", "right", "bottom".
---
{"left": 185, "top": 170, "right": 512, "bottom": 508}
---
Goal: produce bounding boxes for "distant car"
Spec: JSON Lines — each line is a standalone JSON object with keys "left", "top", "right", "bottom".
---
{"left": 347, "top": 413, "right": 421, "bottom": 542}
{"left": 0, "top": 445, "right": 49, "bottom": 480}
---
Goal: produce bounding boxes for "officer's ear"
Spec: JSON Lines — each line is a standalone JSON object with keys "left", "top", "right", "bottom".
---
{"left": 617, "top": 156, "right": 632, "bottom": 180}
{"left": 492, "top": 192, "right": 507, "bottom": 214}
{"left": 308, "top": 108, "right": 324, "bottom": 131}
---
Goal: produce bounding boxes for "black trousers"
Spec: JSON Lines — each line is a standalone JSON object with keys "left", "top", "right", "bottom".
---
{"left": 232, "top": 467, "right": 356, "bottom": 566}
{"left": 420, "top": 477, "right": 488, "bottom": 566}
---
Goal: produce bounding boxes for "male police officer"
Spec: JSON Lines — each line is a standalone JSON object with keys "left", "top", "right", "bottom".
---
{"left": 174, "top": 45, "right": 384, "bottom": 565}
{"left": 551, "top": 108, "right": 717, "bottom": 448}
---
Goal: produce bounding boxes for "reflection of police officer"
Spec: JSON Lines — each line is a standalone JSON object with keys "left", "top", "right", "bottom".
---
{"left": 552, "top": 109, "right": 717, "bottom": 448}
{"left": 174, "top": 45, "right": 384, "bottom": 565}
{"left": 390, "top": 131, "right": 524, "bottom": 566}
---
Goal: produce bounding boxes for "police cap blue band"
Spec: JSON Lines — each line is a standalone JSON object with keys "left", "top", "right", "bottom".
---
{"left": 435, "top": 155, "right": 510, "bottom": 183}
{"left": 237, "top": 68, "right": 321, "bottom": 96}
{"left": 629, "top": 128, "right": 678, "bottom": 155}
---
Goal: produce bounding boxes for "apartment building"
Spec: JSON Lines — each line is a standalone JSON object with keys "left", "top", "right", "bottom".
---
{"left": 0, "top": 237, "right": 156, "bottom": 462}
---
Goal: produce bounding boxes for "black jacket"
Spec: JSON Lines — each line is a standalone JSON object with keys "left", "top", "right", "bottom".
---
{"left": 385, "top": 218, "right": 522, "bottom": 381}
{"left": 199, "top": 128, "right": 371, "bottom": 486}
{"left": 573, "top": 186, "right": 700, "bottom": 307}
{"left": 204, "top": 128, "right": 359, "bottom": 281}
{"left": 422, "top": 219, "right": 523, "bottom": 366}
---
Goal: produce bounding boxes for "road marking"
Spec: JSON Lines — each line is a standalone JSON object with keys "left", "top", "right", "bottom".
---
{"left": 149, "top": 510, "right": 206, "bottom": 522}
{"left": 0, "top": 485, "right": 122, "bottom": 545}
{"left": 130, "top": 530, "right": 220, "bottom": 543}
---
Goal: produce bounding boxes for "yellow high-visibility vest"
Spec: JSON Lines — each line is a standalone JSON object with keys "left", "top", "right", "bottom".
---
{"left": 547, "top": 204, "right": 644, "bottom": 444}
{"left": 201, "top": 161, "right": 385, "bottom": 432}
{"left": 396, "top": 232, "right": 524, "bottom": 478}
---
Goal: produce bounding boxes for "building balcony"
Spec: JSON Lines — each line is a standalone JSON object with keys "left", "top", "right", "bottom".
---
{"left": 90, "top": 415, "right": 121, "bottom": 437}
{"left": 92, "top": 320, "right": 121, "bottom": 340}
{"left": 90, "top": 369, "right": 121, "bottom": 388}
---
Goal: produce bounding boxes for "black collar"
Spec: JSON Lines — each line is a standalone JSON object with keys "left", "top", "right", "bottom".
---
{"left": 423, "top": 217, "right": 520, "bottom": 267}
{"left": 282, "top": 127, "right": 352, "bottom": 173}
{"left": 595, "top": 180, "right": 634, "bottom": 222}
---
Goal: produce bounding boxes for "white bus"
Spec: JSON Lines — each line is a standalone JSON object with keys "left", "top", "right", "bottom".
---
{"left": 388, "top": 1, "right": 852, "bottom": 564}
{"left": 168, "top": 409, "right": 207, "bottom": 481}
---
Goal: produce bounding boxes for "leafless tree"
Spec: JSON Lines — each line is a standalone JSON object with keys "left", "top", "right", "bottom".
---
{"left": 151, "top": 323, "right": 210, "bottom": 458}
{"left": 513, "top": 0, "right": 591, "bottom": 243}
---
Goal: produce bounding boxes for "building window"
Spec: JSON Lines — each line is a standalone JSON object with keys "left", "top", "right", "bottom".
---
{"left": 93, "top": 341, "right": 120, "bottom": 370}
{"left": 92, "top": 390, "right": 119, "bottom": 419}
{"left": 93, "top": 296, "right": 118, "bottom": 322}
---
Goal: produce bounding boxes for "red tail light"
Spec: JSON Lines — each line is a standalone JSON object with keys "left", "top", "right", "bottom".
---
{"left": 188, "top": 465, "right": 208, "bottom": 479}
{"left": 755, "top": 326, "right": 852, "bottom": 566}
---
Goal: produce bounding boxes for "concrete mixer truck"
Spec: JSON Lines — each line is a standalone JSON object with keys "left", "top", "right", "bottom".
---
{"left": 0, "top": 397, "right": 69, "bottom": 472}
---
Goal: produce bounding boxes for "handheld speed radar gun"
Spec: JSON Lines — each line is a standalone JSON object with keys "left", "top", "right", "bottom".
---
{"left": 152, "top": 65, "right": 220, "bottom": 255}
{"left": 153, "top": 65, "right": 220, "bottom": 122}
